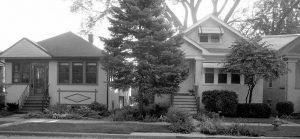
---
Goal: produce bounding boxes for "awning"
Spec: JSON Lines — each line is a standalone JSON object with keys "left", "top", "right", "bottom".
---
{"left": 203, "top": 62, "right": 225, "bottom": 68}
{"left": 199, "top": 26, "right": 224, "bottom": 34}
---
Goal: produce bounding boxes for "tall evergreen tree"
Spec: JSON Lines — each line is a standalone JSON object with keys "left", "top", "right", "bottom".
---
{"left": 102, "top": 0, "right": 188, "bottom": 110}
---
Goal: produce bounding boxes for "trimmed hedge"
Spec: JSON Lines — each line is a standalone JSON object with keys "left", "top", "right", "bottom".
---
{"left": 202, "top": 90, "right": 238, "bottom": 116}
{"left": 276, "top": 101, "right": 294, "bottom": 116}
{"left": 236, "top": 103, "right": 271, "bottom": 118}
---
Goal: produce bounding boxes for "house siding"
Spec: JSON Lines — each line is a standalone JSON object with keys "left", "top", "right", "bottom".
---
{"left": 48, "top": 61, "right": 107, "bottom": 105}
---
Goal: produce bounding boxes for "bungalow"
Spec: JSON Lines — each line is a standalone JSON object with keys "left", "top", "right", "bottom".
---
{"left": 155, "top": 15, "right": 264, "bottom": 113}
{"left": 0, "top": 32, "right": 129, "bottom": 111}
{"left": 262, "top": 34, "right": 300, "bottom": 112}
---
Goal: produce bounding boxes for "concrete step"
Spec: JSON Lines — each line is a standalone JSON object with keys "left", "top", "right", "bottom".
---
{"left": 21, "top": 107, "right": 42, "bottom": 112}
{"left": 173, "top": 104, "right": 197, "bottom": 108}
{"left": 173, "top": 101, "right": 196, "bottom": 105}
{"left": 173, "top": 99, "right": 196, "bottom": 102}
{"left": 173, "top": 95, "right": 195, "bottom": 99}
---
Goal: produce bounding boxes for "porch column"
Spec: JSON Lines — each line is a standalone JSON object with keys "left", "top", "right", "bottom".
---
{"left": 194, "top": 57, "right": 203, "bottom": 108}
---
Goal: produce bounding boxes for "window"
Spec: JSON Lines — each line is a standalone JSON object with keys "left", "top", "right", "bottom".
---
{"left": 244, "top": 75, "right": 254, "bottom": 84}
{"left": 205, "top": 68, "right": 214, "bottom": 83}
{"left": 86, "top": 62, "right": 97, "bottom": 84}
{"left": 200, "top": 35, "right": 209, "bottom": 42}
{"left": 268, "top": 80, "right": 273, "bottom": 88}
{"left": 211, "top": 35, "right": 220, "bottom": 43}
{"left": 58, "top": 63, "right": 70, "bottom": 83}
{"left": 13, "top": 63, "right": 30, "bottom": 83}
{"left": 218, "top": 69, "right": 227, "bottom": 83}
{"left": 58, "top": 61, "right": 97, "bottom": 84}
{"left": 199, "top": 34, "right": 221, "bottom": 43}
{"left": 72, "top": 62, "right": 83, "bottom": 83}
{"left": 231, "top": 74, "right": 240, "bottom": 84}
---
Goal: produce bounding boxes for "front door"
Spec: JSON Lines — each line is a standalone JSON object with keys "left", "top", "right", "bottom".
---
{"left": 31, "top": 63, "right": 48, "bottom": 95}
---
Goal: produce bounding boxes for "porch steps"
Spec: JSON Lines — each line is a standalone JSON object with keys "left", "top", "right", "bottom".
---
{"left": 172, "top": 94, "right": 197, "bottom": 114}
{"left": 21, "top": 95, "right": 50, "bottom": 112}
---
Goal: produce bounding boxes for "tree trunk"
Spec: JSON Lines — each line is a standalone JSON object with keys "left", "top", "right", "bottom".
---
{"left": 248, "top": 85, "right": 255, "bottom": 103}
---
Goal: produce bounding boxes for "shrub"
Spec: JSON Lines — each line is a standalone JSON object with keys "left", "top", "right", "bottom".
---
{"left": 6, "top": 103, "right": 19, "bottom": 111}
{"left": 236, "top": 103, "right": 271, "bottom": 118}
{"left": 198, "top": 115, "right": 225, "bottom": 135}
{"left": 144, "top": 103, "right": 170, "bottom": 118}
{"left": 224, "top": 124, "right": 261, "bottom": 137}
{"left": 88, "top": 102, "right": 110, "bottom": 116}
{"left": 111, "top": 106, "right": 142, "bottom": 121}
{"left": 0, "top": 95, "right": 5, "bottom": 110}
{"left": 202, "top": 90, "right": 238, "bottom": 116}
{"left": 276, "top": 101, "right": 294, "bottom": 116}
{"left": 166, "top": 107, "right": 193, "bottom": 133}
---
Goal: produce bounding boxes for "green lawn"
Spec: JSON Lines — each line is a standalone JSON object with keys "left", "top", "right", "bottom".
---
{"left": 222, "top": 117, "right": 275, "bottom": 123}
{"left": 248, "top": 126, "right": 300, "bottom": 137}
{"left": 0, "top": 111, "right": 14, "bottom": 117}
{"left": 0, "top": 121, "right": 12, "bottom": 125}
{"left": 223, "top": 117, "right": 300, "bottom": 124}
{"left": 0, "top": 123, "right": 171, "bottom": 134}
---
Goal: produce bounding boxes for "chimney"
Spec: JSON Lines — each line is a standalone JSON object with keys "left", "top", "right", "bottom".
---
{"left": 88, "top": 34, "right": 94, "bottom": 44}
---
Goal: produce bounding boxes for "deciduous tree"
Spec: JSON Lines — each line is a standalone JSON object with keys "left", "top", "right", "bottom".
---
{"left": 224, "top": 38, "right": 287, "bottom": 103}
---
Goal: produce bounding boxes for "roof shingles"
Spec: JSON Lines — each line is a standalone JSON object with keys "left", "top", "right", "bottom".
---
{"left": 38, "top": 32, "right": 103, "bottom": 57}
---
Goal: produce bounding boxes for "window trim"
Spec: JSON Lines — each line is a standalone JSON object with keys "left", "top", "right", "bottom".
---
{"left": 57, "top": 61, "right": 98, "bottom": 85}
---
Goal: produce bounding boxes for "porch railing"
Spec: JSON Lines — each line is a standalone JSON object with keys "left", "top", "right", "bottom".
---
{"left": 18, "top": 84, "right": 30, "bottom": 110}
{"left": 41, "top": 84, "right": 50, "bottom": 110}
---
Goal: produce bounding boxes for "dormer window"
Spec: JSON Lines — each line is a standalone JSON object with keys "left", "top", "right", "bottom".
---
{"left": 200, "top": 35, "right": 209, "bottom": 42}
{"left": 198, "top": 26, "right": 224, "bottom": 43}
{"left": 211, "top": 35, "right": 220, "bottom": 43}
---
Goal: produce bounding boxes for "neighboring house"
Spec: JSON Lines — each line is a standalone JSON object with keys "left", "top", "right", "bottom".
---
{"left": 262, "top": 34, "right": 300, "bottom": 112}
{"left": 155, "top": 15, "right": 264, "bottom": 113}
{"left": 0, "top": 32, "right": 129, "bottom": 111}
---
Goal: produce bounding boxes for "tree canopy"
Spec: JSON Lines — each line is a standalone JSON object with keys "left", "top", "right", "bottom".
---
{"left": 102, "top": 0, "right": 188, "bottom": 107}
{"left": 232, "top": 0, "right": 300, "bottom": 36}
{"left": 224, "top": 38, "right": 287, "bottom": 103}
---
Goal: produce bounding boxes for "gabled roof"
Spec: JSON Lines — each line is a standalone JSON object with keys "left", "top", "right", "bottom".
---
{"left": 262, "top": 34, "right": 300, "bottom": 51}
{"left": 183, "top": 14, "right": 247, "bottom": 40}
{"left": 0, "top": 38, "right": 52, "bottom": 59}
{"left": 38, "top": 32, "right": 103, "bottom": 57}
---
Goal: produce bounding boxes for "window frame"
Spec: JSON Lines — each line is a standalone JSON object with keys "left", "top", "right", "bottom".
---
{"left": 57, "top": 61, "right": 98, "bottom": 85}
{"left": 199, "top": 34, "right": 221, "bottom": 43}
{"left": 204, "top": 68, "right": 214, "bottom": 84}
{"left": 218, "top": 69, "right": 227, "bottom": 84}
{"left": 231, "top": 73, "right": 241, "bottom": 84}
{"left": 12, "top": 62, "right": 31, "bottom": 84}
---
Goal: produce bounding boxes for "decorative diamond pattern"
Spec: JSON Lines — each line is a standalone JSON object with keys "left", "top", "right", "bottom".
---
{"left": 64, "top": 93, "right": 91, "bottom": 103}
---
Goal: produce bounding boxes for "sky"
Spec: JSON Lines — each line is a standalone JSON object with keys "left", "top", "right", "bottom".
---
{"left": 0, "top": 0, "right": 254, "bottom": 51}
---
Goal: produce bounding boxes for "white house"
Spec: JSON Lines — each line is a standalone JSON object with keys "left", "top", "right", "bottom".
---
{"left": 155, "top": 15, "right": 264, "bottom": 113}
{"left": 0, "top": 32, "right": 129, "bottom": 111}
{"left": 262, "top": 34, "right": 300, "bottom": 112}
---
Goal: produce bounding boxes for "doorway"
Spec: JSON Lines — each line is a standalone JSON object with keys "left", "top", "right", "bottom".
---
{"left": 31, "top": 63, "right": 48, "bottom": 95}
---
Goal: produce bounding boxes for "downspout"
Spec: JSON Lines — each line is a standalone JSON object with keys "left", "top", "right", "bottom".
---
{"left": 285, "top": 60, "right": 288, "bottom": 101}
{"left": 106, "top": 70, "right": 109, "bottom": 109}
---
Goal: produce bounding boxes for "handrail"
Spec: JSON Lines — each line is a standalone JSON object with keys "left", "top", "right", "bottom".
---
{"left": 18, "top": 84, "right": 30, "bottom": 110}
{"left": 41, "top": 83, "right": 50, "bottom": 111}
